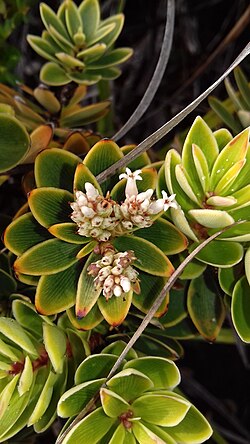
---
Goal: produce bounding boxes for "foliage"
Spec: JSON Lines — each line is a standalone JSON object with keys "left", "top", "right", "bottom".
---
{"left": 0, "top": 0, "right": 250, "bottom": 443}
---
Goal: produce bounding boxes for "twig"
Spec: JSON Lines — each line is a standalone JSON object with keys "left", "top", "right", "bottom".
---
{"left": 96, "top": 42, "right": 250, "bottom": 185}
{"left": 113, "top": 0, "right": 175, "bottom": 142}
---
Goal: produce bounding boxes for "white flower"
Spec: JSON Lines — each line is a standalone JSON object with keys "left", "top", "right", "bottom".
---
{"left": 119, "top": 168, "right": 142, "bottom": 198}
{"left": 85, "top": 182, "right": 99, "bottom": 200}
{"left": 161, "top": 191, "right": 178, "bottom": 211}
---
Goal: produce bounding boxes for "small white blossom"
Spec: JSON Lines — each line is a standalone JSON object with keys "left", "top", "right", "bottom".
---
{"left": 85, "top": 182, "right": 99, "bottom": 200}
{"left": 160, "top": 191, "right": 178, "bottom": 211}
{"left": 119, "top": 167, "right": 142, "bottom": 198}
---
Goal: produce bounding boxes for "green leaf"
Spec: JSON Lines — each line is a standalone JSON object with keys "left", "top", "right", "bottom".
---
{"left": 83, "top": 139, "right": 123, "bottom": 194}
{"left": 60, "top": 407, "right": 115, "bottom": 444}
{"left": 28, "top": 187, "right": 73, "bottom": 228}
{"left": 165, "top": 150, "right": 196, "bottom": 214}
{"left": 101, "top": 388, "right": 130, "bottom": 418}
{"left": 18, "top": 356, "right": 33, "bottom": 396}
{"left": 43, "top": 324, "right": 66, "bottom": 373}
{"left": 78, "top": 43, "right": 107, "bottom": 62}
{"left": 89, "top": 48, "right": 133, "bottom": 68}
{"left": 188, "top": 209, "right": 235, "bottom": 228}
{"left": 60, "top": 101, "right": 110, "bottom": 127}
{"left": 98, "top": 14, "right": 124, "bottom": 48}
{"left": 245, "top": 247, "right": 250, "bottom": 285}
{"left": 232, "top": 276, "right": 250, "bottom": 342}
{"left": 182, "top": 116, "right": 219, "bottom": 196}
{"left": 141, "top": 423, "right": 176, "bottom": 444}
{"left": 135, "top": 217, "right": 188, "bottom": 255}
{"left": 98, "top": 290, "right": 133, "bottom": 326}
{"left": 49, "top": 222, "right": 90, "bottom": 244}
{"left": 191, "top": 144, "right": 210, "bottom": 193}
{"left": 107, "top": 369, "right": 153, "bottom": 402}
{"left": 218, "top": 265, "right": 242, "bottom": 296}
{"left": 160, "top": 288, "right": 187, "bottom": 327}
{"left": 234, "top": 66, "right": 250, "bottom": 109}
{"left": 210, "top": 128, "right": 249, "bottom": 189}
{"left": 12, "top": 300, "right": 43, "bottom": 337}
{"left": 79, "top": 0, "right": 100, "bottom": 41}
{"left": 33, "top": 369, "right": 68, "bottom": 433}
{"left": 208, "top": 96, "right": 242, "bottom": 133}
{"left": 175, "top": 164, "right": 201, "bottom": 205}
{"left": 170, "top": 207, "right": 199, "bottom": 242}
{"left": 132, "top": 271, "right": 169, "bottom": 318}
{"left": 35, "top": 261, "right": 82, "bottom": 315}
{"left": 132, "top": 394, "right": 190, "bottom": 426}
{"left": 65, "top": 0, "right": 82, "bottom": 38}
{"left": 67, "top": 303, "right": 103, "bottom": 330}
{"left": 75, "top": 252, "right": 102, "bottom": 318}
{"left": 164, "top": 405, "right": 212, "bottom": 443}
{"left": 27, "top": 34, "right": 58, "bottom": 62}
{"left": 178, "top": 258, "right": 206, "bottom": 280}
{"left": 189, "top": 240, "right": 244, "bottom": 267}
{"left": 40, "top": 3, "right": 70, "bottom": 40}
{"left": 187, "top": 274, "right": 226, "bottom": 341}
{"left": 0, "top": 318, "right": 38, "bottom": 357}
{"left": 0, "top": 376, "right": 19, "bottom": 420}
{"left": 75, "top": 354, "right": 119, "bottom": 385}
{"left": 4, "top": 213, "right": 52, "bottom": 256}
{"left": 73, "top": 162, "right": 102, "bottom": 195}
{"left": 123, "top": 357, "right": 180, "bottom": 390}
{"left": 35, "top": 148, "right": 80, "bottom": 191}
{"left": 0, "top": 114, "right": 30, "bottom": 172}
{"left": 27, "top": 371, "right": 57, "bottom": 426}
{"left": 113, "top": 236, "right": 174, "bottom": 277}
{"left": 58, "top": 378, "right": 105, "bottom": 418}
{"left": 213, "top": 128, "right": 233, "bottom": 151}
{"left": 107, "top": 424, "right": 126, "bottom": 444}
{"left": 132, "top": 421, "right": 166, "bottom": 444}
{"left": 0, "top": 383, "right": 32, "bottom": 439}
{"left": 40, "top": 62, "right": 70, "bottom": 86}
{"left": 101, "top": 341, "right": 137, "bottom": 360}
{"left": 14, "top": 239, "right": 81, "bottom": 276}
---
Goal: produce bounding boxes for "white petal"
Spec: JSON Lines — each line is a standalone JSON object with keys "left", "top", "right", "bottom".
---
{"left": 148, "top": 199, "right": 164, "bottom": 214}
{"left": 81, "top": 206, "right": 96, "bottom": 218}
{"left": 120, "top": 276, "right": 131, "bottom": 292}
{"left": 119, "top": 172, "right": 127, "bottom": 180}
{"left": 125, "top": 167, "right": 132, "bottom": 175}
{"left": 113, "top": 285, "right": 122, "bottom": 297}
{"left": 85, "top": 182, "right": 99, "bottom": 200}
{"left": 137, "top": 189, "right": 154, "bottom": 202}
{"left": 125, "top": 177, "right": 138, "bottom": 198}
{"left": 98, "top": 230, "right": 112, "bottom": 242}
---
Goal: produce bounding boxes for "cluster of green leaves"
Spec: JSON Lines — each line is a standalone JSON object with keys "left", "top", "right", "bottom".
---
{"left": 0, "top": 297, "right": 89, "bottom": 441}
{"left": 57, "top": 351, "right": 212, "bottom": 444}
{"left": 27, "top": 0, "right": 132, "bottom": 86}
{"left": 161, "top": 116, "right": 250, "bottom": 342}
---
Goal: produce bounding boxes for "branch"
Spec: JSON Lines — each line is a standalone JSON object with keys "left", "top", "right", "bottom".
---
{"left": 113, "top": 0, "right": 175, "bottom": 142}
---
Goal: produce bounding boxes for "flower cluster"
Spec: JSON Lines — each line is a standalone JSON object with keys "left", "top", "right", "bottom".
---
{"left": 87, "top": 247, "right": 140, "bottom": 300}
{"left": 70, "top": 168, "right": 177, "bottom": 241}
{"left": 70, "top": 183, "right": 122, "bottom": 242}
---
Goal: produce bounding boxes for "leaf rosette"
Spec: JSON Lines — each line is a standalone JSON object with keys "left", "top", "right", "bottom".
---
{"left": 0, "top": 298, "right": 88, "bottom": 442}
{"left": 27, "top": 0, "right": 133, "bottom": 86}
{"left": 4, "top": 140, "right": 187, "bottom": 329}
{"left": 164, "top": 116, "right": 250, "bottom": 267}
{"left": 57, "top": 352, "right": 212, "bottom": 443}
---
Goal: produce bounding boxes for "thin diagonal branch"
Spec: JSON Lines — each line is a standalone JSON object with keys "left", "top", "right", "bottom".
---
{"left": 96, "top": 42, "right": 250, "bottom": 184}
{"left": 113, "top": 0, "right": 175, "bottom": 142}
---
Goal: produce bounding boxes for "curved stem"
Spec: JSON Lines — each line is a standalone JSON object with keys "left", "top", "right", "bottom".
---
{"left": 113, "top": 0, "right": 175, "bottom": 142}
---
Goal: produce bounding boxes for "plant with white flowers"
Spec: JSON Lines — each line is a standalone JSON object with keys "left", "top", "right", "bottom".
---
{"left": 5, "top": 139, "right": 187, "bottom": 330}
